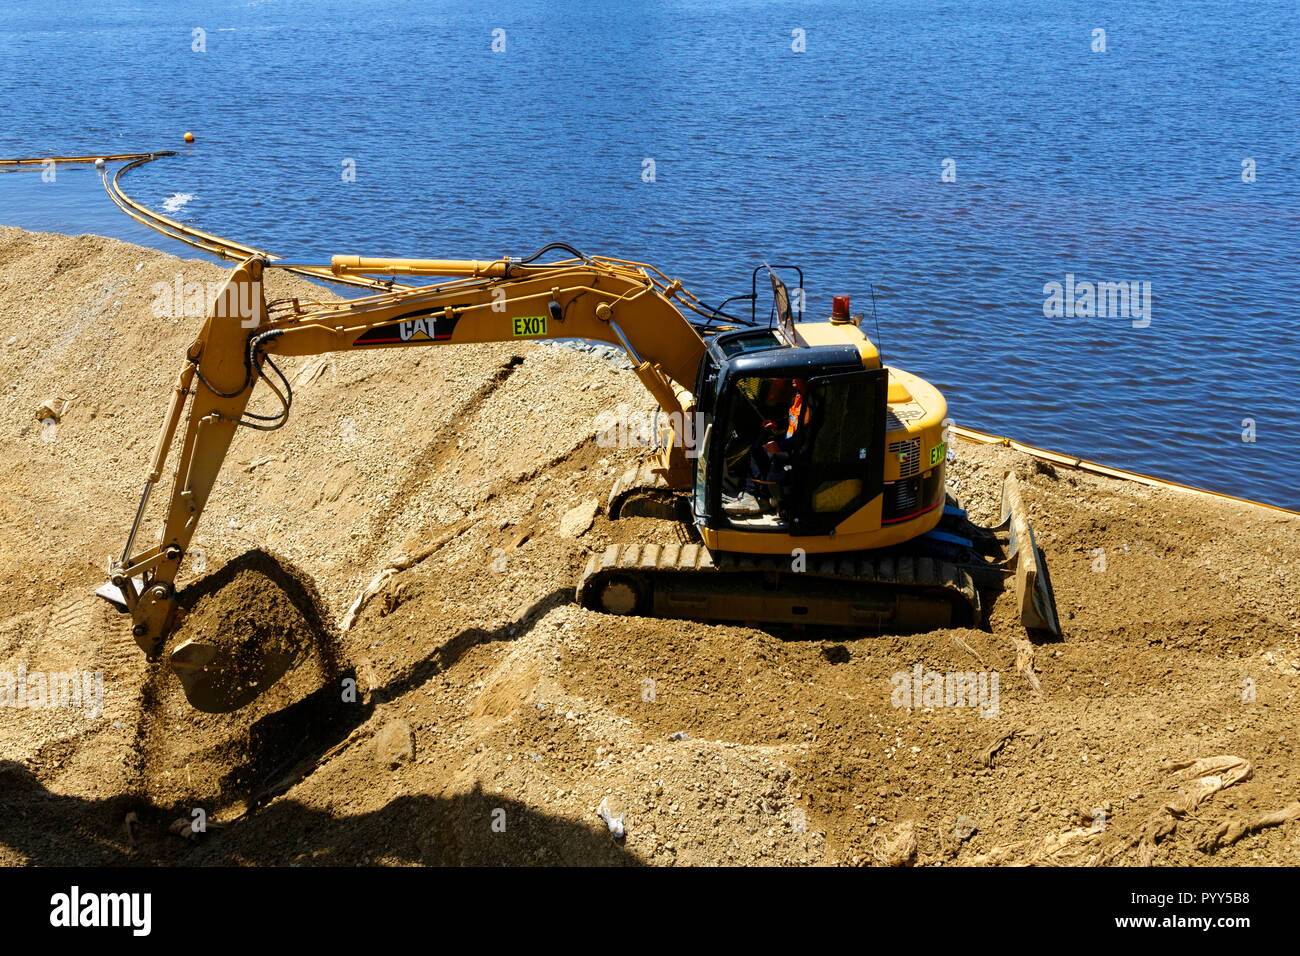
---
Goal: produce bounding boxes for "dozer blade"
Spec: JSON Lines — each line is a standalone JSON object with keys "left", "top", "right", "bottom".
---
{"left": 169, "top": 636, "right": 296, "bottom": 714}
{"left": 997, "top": 473, "right": 1062, "bottom": 638}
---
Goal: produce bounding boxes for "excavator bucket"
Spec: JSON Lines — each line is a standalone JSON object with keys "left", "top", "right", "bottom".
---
{"left": 168, "top": 636, "right": 297, "bottom": 714}
{"left": 997, "top": 473, "right": 1062, "bottom": 638}
{"left": 96, "top": 577, "right": 289, "bottom": 712}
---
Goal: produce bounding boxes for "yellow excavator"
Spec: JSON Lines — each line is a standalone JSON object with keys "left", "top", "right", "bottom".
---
{"left": 99, "top": 245, "right": 1059, "bottom": 710}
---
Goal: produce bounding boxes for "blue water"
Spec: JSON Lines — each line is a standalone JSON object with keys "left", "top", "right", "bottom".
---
{"left": 2, "top": 0, "right": 1298, "bottom": 508}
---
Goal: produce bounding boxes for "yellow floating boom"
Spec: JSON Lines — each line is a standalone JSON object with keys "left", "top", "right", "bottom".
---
{"left": 951, "top": 425, "right": 1298, "bottom": 517}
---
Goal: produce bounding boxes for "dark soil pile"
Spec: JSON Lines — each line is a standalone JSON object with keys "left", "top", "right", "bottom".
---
{"left": 136, "top": 551, "right": 349, "bottom": 818}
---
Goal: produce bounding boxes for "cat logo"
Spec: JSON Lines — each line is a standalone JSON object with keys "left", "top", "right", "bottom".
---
{"left": 351, "top": 306, "right": 464, "bottom": 347}
{"left": 512, "top": 315, "right": 547, "bottom": 337}
{"left": 398, "top": 317, "right": 435, "bottom": 341}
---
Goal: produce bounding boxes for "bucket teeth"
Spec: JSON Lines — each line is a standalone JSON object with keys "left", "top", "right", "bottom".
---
{"left": 169, "top": 637, "right": 296, "bottom": 714}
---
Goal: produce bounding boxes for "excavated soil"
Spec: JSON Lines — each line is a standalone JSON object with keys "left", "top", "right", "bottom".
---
{"left": 137, "top": 550, "right": 345, "bottom": 817}
{"left": 0, "top": 226, "right": 1297, "bottom": 866}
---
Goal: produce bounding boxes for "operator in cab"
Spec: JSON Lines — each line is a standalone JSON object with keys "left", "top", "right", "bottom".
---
{"left": 724, "top": 377, "right": 808, "bottom": 518}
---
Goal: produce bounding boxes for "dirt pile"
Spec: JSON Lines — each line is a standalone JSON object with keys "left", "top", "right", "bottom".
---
{"left": 170, "top": 552, "right": 338, "bottom": 707}
{"left": 137, "top": 549, "right": 347, "bottom": 818}
{"left": 0, "top": 226, "right": 1297, "bottom": 866}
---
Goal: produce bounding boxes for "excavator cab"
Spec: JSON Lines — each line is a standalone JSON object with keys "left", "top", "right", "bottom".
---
{"left": 692, "top": 329, "right": 888, "bottom": 538}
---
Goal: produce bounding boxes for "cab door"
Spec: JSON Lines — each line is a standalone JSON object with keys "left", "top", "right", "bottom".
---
{"left": 786, "top": 368, "right": 887, "bottom": 536}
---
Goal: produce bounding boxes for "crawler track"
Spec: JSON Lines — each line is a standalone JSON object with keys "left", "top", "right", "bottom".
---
{"left": 577, "top": 542, "right": 981, "bottom": 632}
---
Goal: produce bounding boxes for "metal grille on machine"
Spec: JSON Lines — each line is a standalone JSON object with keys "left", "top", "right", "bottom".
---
{"left": 889, "top": 438, "right": 920, "bottom": 477}
{"left": 887, "top": 477, "right": 920, "bottom": 516}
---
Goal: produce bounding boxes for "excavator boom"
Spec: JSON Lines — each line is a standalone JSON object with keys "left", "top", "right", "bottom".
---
{"left": 106, "top": 252, "right": 711, "bottom": 684}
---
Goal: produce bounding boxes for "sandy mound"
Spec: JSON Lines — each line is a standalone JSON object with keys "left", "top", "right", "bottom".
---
{"left": 0, "top": 227, "right": 1297, "bottom": 866}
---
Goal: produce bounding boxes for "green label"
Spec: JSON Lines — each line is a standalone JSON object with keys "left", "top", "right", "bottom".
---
{"left": 512, "top": 315, "right": 547, "bottom": 337}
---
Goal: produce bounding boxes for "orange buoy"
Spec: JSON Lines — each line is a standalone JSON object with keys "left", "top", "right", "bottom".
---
{"left": 183, "top": 132, "right": 194, "bottom": 143}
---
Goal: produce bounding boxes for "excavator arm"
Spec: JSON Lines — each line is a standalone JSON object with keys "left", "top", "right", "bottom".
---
{"left": 107, "top": 251, "right": 711, "bottom": 668}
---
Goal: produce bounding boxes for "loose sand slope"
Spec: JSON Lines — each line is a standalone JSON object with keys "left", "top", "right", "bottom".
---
{"left": 0, "top": 227, "right": 1296, "bottom": 866}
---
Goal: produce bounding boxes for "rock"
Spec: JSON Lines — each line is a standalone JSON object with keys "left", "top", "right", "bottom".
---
{"left": 875, "top": 821, "right": 917, "bottom": 866}
{"left": 374, "top": 719, "right": 415, "bottom": 767}
{"left": 559, "top": 499, "right": 599, "bottom": 538}
{"left": 597, "top": 798, "right": 625, "bottom": 839}
{"left": 169, "top": 817, "right": 199, "bottom": 840}
{"left": 35, "top": 397, "right": 70, "bottom": 423}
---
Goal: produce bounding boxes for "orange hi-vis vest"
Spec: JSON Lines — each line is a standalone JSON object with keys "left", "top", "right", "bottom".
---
{"left": 786, "top": 393, "right": 806, "bottom": 439}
